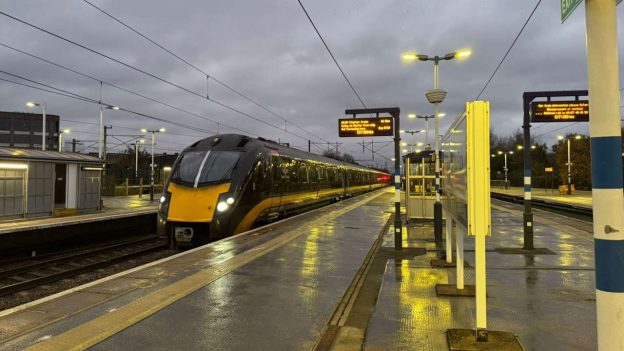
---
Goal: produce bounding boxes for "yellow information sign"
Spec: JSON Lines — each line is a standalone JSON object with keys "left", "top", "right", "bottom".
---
{"left": 545, "top": 167, "right": 553, "bottom": 173}
{"left": 338, "top": 117, "right": 393, "bottom": 137}
{"left": 531, "top": 101, "right": 589, "bottom": 123}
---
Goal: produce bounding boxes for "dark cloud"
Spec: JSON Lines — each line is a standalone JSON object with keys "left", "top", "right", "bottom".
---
{"left": 0, "top": 0, "right": 622, "bottom": 163}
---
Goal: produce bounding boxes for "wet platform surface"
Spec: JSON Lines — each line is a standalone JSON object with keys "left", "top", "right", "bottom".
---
{"left": 0, "top": 195, "right": 157, "bottom": 234}
{"left": 2, "top": 189, "right": 392, "bottom": 351}
{"left": 491, "top": 186, "right": 592, "bottom": 208}
{"left": 363, "top": 198, "right": 596, "bottom": 350}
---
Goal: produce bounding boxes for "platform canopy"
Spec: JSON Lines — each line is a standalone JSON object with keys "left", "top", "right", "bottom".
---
{"left": 0, "top": 148, "right": 103, "bottom": 164}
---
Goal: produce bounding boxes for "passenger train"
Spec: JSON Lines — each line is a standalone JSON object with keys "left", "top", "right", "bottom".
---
{"left": 159, "top": 134, "right": 391, "bottom": 247}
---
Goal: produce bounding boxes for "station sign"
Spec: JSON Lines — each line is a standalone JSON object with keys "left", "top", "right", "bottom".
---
{"left": 338, "top": 117, "right": 393, "bottom": 137}
{"left": 531, "top": 101, "right": 589, "bottom": 123}
{"left": 545, "top": 167, "right": 553, "bottom": 173}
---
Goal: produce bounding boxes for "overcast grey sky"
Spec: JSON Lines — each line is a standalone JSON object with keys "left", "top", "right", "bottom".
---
{"left": 1, "top": 0, "right": 623, "bottom": 165}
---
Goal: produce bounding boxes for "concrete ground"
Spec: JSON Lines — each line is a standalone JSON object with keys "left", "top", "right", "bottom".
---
{"left": 0, "top": 195, "right": 157, "bottom": 234}
{"left": 363, "top": 198, "right": 596, "bottom": 350}
{"left": 491, "top": 186, "right": 592, "bottom": 208}
{"left": 2, "top": 190, "right": 393, "bottom": 351}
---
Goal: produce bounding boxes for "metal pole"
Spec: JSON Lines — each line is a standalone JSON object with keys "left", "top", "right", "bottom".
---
{"left": 394, "top": 111, "right": 402, "bottom": 250}
{"left": 135, "top": 143, "right": 139, "bottom": 178}
{"left": 98, "top": 107, "right": 103, "bottom": 158}
{"left": 522, "top": 95, "right": 534, "bottom": 250}
{"left": 475, "top": 226, "right": 487, "bottom": 341}
{"left": 433, "top": 58, "right": 444, "bottom": 257}
{"left": 445, "top": 208, "right": 452, "bottom": 263}
{"left": 456, "top": 223, "right": 464, "bottom": 290}
{"left": 58, "top": 133, "right": 62, "bottom": 152}
{"left": 567, "top": 138, "right": 572, "bottom": 195}
{"left": 103, "top": 126, "right": 109, "bottom": 161}
{"left": 41, "top": 104, "right": 46, "bottom": 151}
{"left": 585, "top": 1, "right": 624, "bottom": 349}
{"left": 150, "top": 131, "right": 155, "bottom": 201}
{"left": 425, "top": 118, "right": 429, "bottom": 149}
{"left": 504, "top": 153, "right": 508, "bottom": 189}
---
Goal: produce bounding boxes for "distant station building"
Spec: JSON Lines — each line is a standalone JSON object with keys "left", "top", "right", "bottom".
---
{"left": 0, "top": 111, "right": 61, "bottom": 150}
{"left": 0, "top": 148, "right": 104, "bottom": 219}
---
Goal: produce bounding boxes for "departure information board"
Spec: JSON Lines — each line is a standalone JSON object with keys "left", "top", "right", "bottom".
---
{"left": 338, "top": 117, "right": 393, "bottom": 137}
{"left": 531, "top": 101, "right": 589, "bottom": 123}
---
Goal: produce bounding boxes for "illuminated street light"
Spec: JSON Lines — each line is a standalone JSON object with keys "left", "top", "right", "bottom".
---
{"left": 402, "top": 47, "right": 472, "bottom": 239}
{"left": 517, "top": 145, "right": 523, "bottom": 150}
{"left": 494, "top": 150, "right": 514, "bottom": 189}
{"left": 558, "top": 134, "right": 583, "bottom": 195}
{"left": 142, "top": 128, "right": 166, "bottom": 201}
{"left": 26, "top": 101, "right": 46, "bottom": 150}
{"left": 58, "top": 129, "right": 70, "bottom": 152}
{"left": 99, "top": 105, "right": 119, "bottom": 159}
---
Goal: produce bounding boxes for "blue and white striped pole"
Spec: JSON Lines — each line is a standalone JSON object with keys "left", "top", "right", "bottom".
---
{"left": 585, "top": 1, "right": 624, "bottom": 349}
{"left": 394, "top": 111, "right": 403, "bottom": 250}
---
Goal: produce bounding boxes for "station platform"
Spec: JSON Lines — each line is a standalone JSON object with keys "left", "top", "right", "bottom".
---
{"left": 0, "top": 195, "right": 157, "bottom": 235}
{"left": 491, "top": 186, "right": 592, "bottom": 209}
{"left": 0, "top": 190, "right": 597, "bottom": 350}
{"left": 362, "top": 198, "right": 595, "bottom": 350}
{"left": 0, "top": 189, "right": 393, "bottom": 351}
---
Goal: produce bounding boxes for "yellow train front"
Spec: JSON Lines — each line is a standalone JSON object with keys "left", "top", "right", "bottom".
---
{"left": 159, "top": 134, "right": 391, "bottom": 247}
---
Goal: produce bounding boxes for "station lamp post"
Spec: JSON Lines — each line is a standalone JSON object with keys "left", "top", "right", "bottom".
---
{"left": 58, "top": 129, "right": 70, "bottom": 152}
{"left": 25, "top": 101, "right": 46, "bottom": 151}
{"left": 408, "top": 113, "right": 445, "bottom": 149}
{"left": 134, "top": 139, "right": 146, "bottom": 178}
{"left": 557, "top": 134, "right": 582, "bottom": 195}
{"left": 99, "top": 105, "right": 119, "bottom": 159}
{"left": 494, "top": 150, "right": 514, "bottom": 189}
{"left": 402, "top": 48, "right": 471, "bottom": 249}
{"left": 142, "top": 128, "right": 166, "bottom": 201}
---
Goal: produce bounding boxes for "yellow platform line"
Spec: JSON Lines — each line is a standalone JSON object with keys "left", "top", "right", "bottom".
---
{"left": 25, "top": 190, "right": 388, "bottom": 351}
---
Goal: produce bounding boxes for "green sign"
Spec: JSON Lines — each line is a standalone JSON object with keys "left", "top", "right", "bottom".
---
{"left": 562, "top": 0, "right": 622, "bottom": 23}
{"left": 561, "top": 0, "right": 582, "bottom": 23}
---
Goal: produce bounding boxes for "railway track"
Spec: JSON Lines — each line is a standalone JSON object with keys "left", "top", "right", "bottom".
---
{"left": 490, "top": 191, "right": 592, "bottom": 220}
{"left": 0, "top": 236, "right": 168, "bottom": 297}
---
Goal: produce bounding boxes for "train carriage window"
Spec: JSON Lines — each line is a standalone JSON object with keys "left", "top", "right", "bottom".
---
{"left": 317, "top": 166, "right": 325, "bottom": 182}
{"left": 289, "top": 160, "right": 299, "bottom": 183}
{"left": 299, "top": 163, "right": 308, "bottom": 183}
{"left": 309, "top": 166, "right": 317, "bottom": 183}
{"left": 271, "top": 156, "right": 281, "bottom": 186}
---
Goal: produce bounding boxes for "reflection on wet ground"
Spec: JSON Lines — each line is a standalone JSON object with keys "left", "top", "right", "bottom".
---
{"left": 364, "top": 203, "right": 596, "bottom": 350}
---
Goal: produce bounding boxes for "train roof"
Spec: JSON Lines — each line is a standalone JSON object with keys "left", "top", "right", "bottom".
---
{"left": 185, "top": 134, "right": 387, "bottom": 174}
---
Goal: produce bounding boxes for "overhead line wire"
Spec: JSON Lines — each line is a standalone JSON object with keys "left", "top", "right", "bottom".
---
{"left": 475, "top": 0, "right": 541, "bottom": 100}
{"left": 81, "top": 0, "right": 329, "bottom": 143}
{"left": 0, "top": 42, "right": 252, "bottom": 136}
{"left": 296, "top": 0, "right": 367, "bottom": 109}
{"left": 0, "top": 10, "right": 310, "bottom": 142}
{"left": 0, "top": 70, "right": 216, "bottom": 135}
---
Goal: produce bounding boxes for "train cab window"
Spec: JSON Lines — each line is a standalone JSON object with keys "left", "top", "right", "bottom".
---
{"left": 171, "top": 150, "right": 241, "bottom": 187}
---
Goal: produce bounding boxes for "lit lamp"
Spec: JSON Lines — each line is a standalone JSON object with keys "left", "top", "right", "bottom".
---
{"left": 58, "top": 129, "right": 70, "bottom": 152}
{"left": 402, "top": 48, "right": 472, "bottom": 251}
{"left": 26, "top": 101, "right": 46, "bottom": 151}
{"left": 142, "top": 128, "right": 166, "bottom": 201}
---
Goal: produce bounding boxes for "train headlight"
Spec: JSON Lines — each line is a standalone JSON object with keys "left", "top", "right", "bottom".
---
{"left": 226, "top": 197, "right": 235, "bottom": 205}
{"left": 216, "top": 201, "right": 229, "bottom": 212}
{"left": 159, "top": 191, "right": 172, "bottom": 219}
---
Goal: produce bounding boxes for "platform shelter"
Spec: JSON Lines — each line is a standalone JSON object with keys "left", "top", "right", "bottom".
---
{"left": 0, "top": 148, "right": 103, "bottom": 219}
